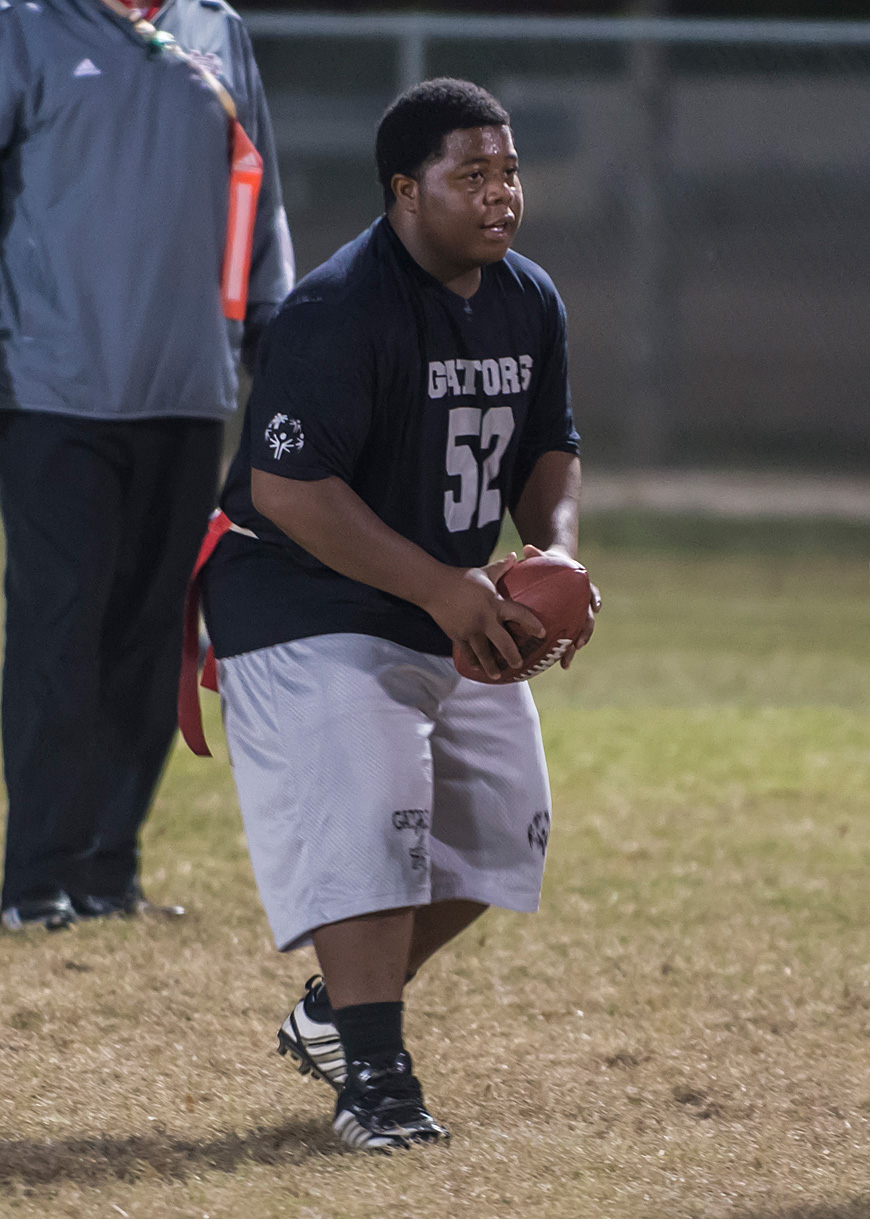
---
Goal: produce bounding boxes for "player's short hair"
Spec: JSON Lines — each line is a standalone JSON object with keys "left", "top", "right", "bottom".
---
{"left": 376, "top": 78, "right": 511, "bottom": 210}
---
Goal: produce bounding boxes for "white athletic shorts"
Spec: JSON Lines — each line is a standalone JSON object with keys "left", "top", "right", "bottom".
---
{"left": 219, "top": 633, "right": 553, "bottom": 952}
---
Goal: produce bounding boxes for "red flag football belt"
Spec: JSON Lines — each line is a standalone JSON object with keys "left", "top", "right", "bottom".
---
{"left": 177, "top": 510, "right": 236, "bottom": 757}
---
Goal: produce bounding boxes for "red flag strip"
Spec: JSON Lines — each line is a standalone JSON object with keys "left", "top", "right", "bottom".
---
{"left": 177, "top": 510, "right": 234, "bottom": 757}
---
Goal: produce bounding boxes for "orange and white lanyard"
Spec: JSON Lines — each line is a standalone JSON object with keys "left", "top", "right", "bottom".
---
{"left": 99, "top": 0, "right": 263, "bottom": 321}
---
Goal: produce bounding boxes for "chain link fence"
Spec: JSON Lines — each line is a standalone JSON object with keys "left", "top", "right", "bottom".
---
{"left": 245, "top": 15, "right": 870, "bottom": 470}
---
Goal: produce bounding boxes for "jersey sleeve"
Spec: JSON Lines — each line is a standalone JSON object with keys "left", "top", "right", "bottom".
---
{"left": 0, "top": 6, "right": 28, "bottom": 156}
{"left": 248, "top": 302, "right": 374, "bottom": 484}
{"left": 232, "top": 22, "right": 295, "bottom": 372}
{"left": 509, "top": 287, "right": 580, "bottom": 512}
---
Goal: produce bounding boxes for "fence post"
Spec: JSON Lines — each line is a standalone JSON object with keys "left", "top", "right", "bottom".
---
{"left": 624, "top": 2, "right": 674, "bottom": 466}
{"left": 398, "top": 17, "right": 426, "bottom": 93}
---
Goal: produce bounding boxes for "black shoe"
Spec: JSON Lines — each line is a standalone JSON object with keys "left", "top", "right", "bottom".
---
{"left": 333, "top": 1051, "right": 449, "bottom": 1151}
{"left": 69, "top": 893, "right": 126, "bottom": 919}
{"left": 1, "top": 891, "right": 76, "bottom": 931}
{"left": 120, "top": 881, "right": 185, "bottom": 919}
{"left": 70, "top": 882, "right": 185, "bottom": 920}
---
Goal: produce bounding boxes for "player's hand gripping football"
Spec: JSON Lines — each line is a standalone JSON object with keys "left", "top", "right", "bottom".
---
{"left": 421, "top": 553, "right": 545, "bottom": 681}
{"left": 521, "top": 544, "right": 602, "bottom": 669}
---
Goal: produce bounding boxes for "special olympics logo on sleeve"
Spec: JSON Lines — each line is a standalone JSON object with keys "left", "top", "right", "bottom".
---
{"left": 265, "top": 413, "right": 304, "bottom": 459}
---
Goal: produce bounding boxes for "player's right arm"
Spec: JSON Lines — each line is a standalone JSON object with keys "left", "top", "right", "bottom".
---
{"left": 251, "top": 467, "right": 543, "bottom": 680}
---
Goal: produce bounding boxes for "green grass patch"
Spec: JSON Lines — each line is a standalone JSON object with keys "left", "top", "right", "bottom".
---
{"left": 1, "top": 513, "right": 870, "bottom": 1217}
{"left": 578, "top": 510, "right": 870, "bottom": 558}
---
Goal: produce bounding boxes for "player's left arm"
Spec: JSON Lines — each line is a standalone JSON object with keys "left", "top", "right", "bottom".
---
{"left": 508, "top": 283, "right": 600, "bottom": 667}
{"left": 511, "top": 450, "right": 601, "bottom": 668}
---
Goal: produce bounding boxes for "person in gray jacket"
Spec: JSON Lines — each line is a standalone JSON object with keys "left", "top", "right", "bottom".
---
{"left": 0, "top": 0, "right": 294, "bottom": 928}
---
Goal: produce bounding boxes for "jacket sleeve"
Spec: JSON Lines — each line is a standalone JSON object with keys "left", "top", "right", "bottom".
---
{"left": 233, "top": 22, "right": 295, "bottom": 374}
{"left": 0, "top": 5, "right": 28, "bottom": 156}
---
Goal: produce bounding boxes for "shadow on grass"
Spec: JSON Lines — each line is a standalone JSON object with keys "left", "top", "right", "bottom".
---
{"left": 0, "top": 1118, "right": 343, "bottom": 1190}
{"left": 739, "top": 1203, "right": 870, "bottom": 1219}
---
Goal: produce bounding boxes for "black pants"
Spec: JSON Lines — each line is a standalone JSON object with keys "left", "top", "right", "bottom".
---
{"left": 0, "top": 412, "right": 222, "bottom": 907}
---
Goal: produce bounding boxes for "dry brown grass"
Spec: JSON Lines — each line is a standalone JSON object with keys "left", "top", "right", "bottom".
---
{"left": 1, "top": 542, "right": 869, "bottom": 1219}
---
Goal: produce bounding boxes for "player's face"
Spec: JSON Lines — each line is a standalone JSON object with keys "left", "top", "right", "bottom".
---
{"left": 412, "top": 125, "right": 523, "bottom": 277}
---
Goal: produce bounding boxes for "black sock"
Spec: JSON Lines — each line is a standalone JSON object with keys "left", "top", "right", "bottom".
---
{"left": 308, "top": 976, "right": 413, "bottom": 1025}
{"left": 333, "top": 1001, "right": 404, "bottom": 1065}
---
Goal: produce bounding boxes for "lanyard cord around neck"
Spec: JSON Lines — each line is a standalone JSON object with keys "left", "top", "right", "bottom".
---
{"left": 98, "top": 0, "right": 237, "bottom": 120}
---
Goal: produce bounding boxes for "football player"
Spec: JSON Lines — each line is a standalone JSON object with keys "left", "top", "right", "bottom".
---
{"left": 201, "top": 78, "right": 599, "bottom": 1149}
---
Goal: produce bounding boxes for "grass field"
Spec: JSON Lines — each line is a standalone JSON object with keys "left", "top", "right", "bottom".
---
{"left": 1, "top": 513, "right": 868, "bottom": 1219}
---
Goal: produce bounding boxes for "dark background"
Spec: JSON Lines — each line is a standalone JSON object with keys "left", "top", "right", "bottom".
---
{"left": 234, "top": 2, "right": 869, "bottom": 18}
{"left": 241, "top": 4, "right": 870, "bottom": 470}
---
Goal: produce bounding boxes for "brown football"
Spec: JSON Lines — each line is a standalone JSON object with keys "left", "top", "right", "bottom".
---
{"left": 453, "top": 555, "right": 592, "bottom": 685}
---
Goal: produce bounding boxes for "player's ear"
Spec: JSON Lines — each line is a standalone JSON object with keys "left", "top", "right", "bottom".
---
{"left": 391, "top": 173, "right": 418, "bottom": 213}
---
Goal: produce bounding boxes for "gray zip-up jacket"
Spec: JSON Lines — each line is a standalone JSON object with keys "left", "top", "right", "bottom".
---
{"left": 0, "top": 0, "right": 294, "bottom": 420}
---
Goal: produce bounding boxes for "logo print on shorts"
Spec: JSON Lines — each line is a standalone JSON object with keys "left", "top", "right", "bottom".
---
{"left": 393, "top": 809, "right": 429, "bottom": 872}
{"left": 527, "top": 810, "right": 550, "bottom": 857}
{"left": 265, "top": 413, "right": 304, "bottom": 460}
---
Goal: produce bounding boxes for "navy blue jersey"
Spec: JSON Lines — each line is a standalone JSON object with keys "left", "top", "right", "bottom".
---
{"left": 203, "top": 216, "right": 579, "bottom": 659}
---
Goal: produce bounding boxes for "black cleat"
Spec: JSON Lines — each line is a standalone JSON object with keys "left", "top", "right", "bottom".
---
{"left": 1, "top": 891, "right": 76, "bottom": 931}
{"left": 333, "top": 1051, "right": 449, "bottom": 1151}
{"left": 278, "top": 975, "right": 346, "bottom": 1090}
